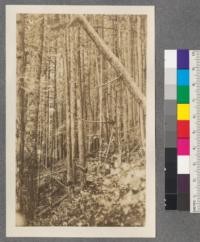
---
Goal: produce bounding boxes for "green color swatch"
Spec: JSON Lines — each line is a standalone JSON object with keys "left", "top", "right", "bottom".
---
{"left": 177, "top": 85, "right": 189, "bottom": 103}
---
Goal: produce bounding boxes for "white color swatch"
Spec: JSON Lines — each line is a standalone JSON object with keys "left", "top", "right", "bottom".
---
{"left": 177, "top": 156, "right": 190, "bottom": 174}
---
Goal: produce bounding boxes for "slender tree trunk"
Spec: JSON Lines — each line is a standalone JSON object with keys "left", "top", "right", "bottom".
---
{"left": 16, "top": 14, "right": 26, "bottom": 212}
{"left": 136, "top": 16, "right": 145, "bottom": 145}
{"left": 69, "top": 26, "right": 76, "bottom": 183}
{"left": 63, "top": 26, "right": 73, "bottom": 184}
{"left": 77, "top": 26, "right": 86, "bottom": 185}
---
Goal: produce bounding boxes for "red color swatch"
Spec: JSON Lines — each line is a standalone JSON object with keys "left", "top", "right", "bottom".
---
{"left": 177, "top": 121, "right": 190, "bottom": 138}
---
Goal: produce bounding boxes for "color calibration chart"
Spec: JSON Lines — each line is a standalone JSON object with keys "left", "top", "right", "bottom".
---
{"left": 165, "top": 49, "right": 200, "bottom": 212}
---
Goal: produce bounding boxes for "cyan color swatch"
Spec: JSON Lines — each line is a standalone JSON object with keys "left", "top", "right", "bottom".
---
{"left": 177, "top": 69, "right": 189, "bottom": 86}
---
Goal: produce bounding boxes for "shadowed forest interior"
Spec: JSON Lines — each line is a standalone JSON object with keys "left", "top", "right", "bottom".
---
{"left": 16, "top": 13, "right": 147, "bottom": 226}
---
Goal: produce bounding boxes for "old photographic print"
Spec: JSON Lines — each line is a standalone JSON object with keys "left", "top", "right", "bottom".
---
{"left": 6, "top": 5, "right": 155, "bottom": 237}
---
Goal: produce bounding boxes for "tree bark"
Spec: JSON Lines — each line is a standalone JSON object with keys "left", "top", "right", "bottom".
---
{"left": 16, "top": 14, "right": 26, "bottom": 212}
{"left": 25, "top": 16, "right": 44, "bottom": 221}
{"left": 136, "top": 16, "right": 145, "bottom": 145}
{"left": 63, "top": 26, "right": 73, "bottom": 184}
{"left": 77, "top": 26, "right": 86, "bottom": 185}
{"left": 69, "top": 26, "right": 76, "bottom": 183}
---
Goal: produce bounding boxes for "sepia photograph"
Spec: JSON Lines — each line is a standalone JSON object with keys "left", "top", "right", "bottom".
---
{"left": 6, "top": 5, "right": 155, "bottom": 237}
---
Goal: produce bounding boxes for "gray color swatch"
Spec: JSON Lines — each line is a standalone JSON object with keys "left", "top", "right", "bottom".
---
{"left": 165, "top": 131, "right": 176, "bottom": 147}
{"left": 165, "top": 115, "right": 176, "bottom": 132}
{"left": 164, "top": 68, "right": 177, "bottom": 85}
{"left": 165, "top": 85, "right": 176, "bottom": 100}
{"left": 165, "top": 100, "right": 177, "bottom": 116}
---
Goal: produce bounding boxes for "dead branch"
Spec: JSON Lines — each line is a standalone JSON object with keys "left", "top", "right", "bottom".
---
{"left": 52, "top": 176, "right": 68, "bottom": 190}
{"left": 77, "top": 118, "right": 114, "bottom": 124}
{"left": 35, "top": 168, "right": 66, "bottom": 181}
{"left": 75, "top": 163, "right": 87, "bottom": 173}
{"left": 93, "top": 75, "right": 122, "bottom": 89}
{"left": 37, "top": 193, "right": 68, "bottom": 217}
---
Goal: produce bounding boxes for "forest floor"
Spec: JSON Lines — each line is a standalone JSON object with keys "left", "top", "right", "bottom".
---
{"left": 33, "top": 146, "right": 145, "bottom": 227}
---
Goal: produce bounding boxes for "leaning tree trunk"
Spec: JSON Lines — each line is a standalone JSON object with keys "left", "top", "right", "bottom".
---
{"left": 51, "top": 15, "right": 146, "bottom": 109}
{"left": 69, "top": 15, "right": 146, "bottom": 109}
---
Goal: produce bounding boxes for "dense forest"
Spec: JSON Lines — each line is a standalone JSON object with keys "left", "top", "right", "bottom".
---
{"left": 16, "top": 13, "right": 147, "bottom": 227}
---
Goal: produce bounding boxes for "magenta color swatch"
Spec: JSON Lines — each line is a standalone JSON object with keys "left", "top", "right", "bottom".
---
{"left": 177, "top": 138, "right": 190, "bottom": 155}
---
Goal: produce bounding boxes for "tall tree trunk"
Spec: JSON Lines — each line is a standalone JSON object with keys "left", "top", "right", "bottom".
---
{"left": 16, "top": 14, "right": 26, "bottom": 212}
{"left": 136, "top": 16, "right": 145, "bottom": 145}
{"left": 25, "top": 16, "right": 44, "bottom": 222}
{"left": 69, "top": 26, "right": 76, "bottom": 183}
{"left": 63, "top": 25, "right": 73, "bottom": 184}
{"left": 77, "top": 26, "right": 86, "bottom": 185}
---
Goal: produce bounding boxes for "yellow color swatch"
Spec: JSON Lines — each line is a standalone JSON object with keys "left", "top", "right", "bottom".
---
{"left": 177, "top": 104, "right": 190, "bottom": 120}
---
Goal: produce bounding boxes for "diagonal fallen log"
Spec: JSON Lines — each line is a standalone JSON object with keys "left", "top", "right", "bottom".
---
{"left": 51, "top": 15, "right": 146, "bottom": 110}
{"left": 72, "top": 15, "right": 146, "bottom": 109}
